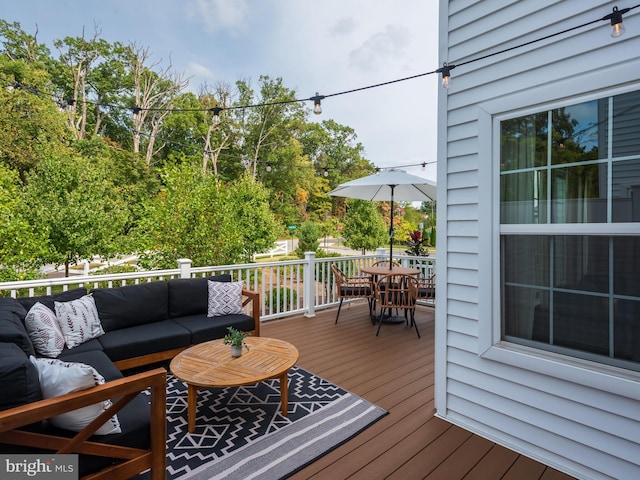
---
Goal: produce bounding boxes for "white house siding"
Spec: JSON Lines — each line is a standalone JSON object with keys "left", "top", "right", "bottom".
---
{"left": 436, "top": 1, "right": 640, "bottom": 479}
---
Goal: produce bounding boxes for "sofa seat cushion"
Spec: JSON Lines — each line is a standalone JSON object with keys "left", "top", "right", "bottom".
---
{"left": 168, "top": 274, "right": 232, "bottom": 318}
{"left": 58, "top": 349, "right": 122, "bottom": 382}
{"left": 0, "top": 298, "right": 34, "bottom": 356}
{"left": 0, "top": 342, "right": 42, "bottom": 410}
{"left": 91, "top": 281, "right": 169, "bottom": 331}
{"left": 98, "top": 320, "right": 191, "bottom": 362}
{"left": 172, "top": 313, "right": 255, "bottom": 345}
{"left": 16, "top": 287, "right": 88, "bottom": 312}
{"left": 58, "top": 337, "right": 104, "bottom": 357}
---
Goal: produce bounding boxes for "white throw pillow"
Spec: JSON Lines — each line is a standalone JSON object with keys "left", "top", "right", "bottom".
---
{"left": 29, "top": 356, "right": 121, "bottom": 435}
{"left": 54, "top": 294, "right": 104, "bottom": 349}
{"left": 24, "top": 302, "right": 66, "bottom": 358}
{"left": 207, "top": 281, "right": 244, "bottom": 317}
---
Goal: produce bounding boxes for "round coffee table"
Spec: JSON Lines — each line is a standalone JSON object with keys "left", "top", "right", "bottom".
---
{"left": 170, "top": 336, "right": 299, "bottom": 433}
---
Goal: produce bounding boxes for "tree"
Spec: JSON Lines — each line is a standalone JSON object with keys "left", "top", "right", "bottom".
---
{"left": 295, "top": 221, "right": 321, "bottom": 257}
{"left": 0, "top": 57, "right": 70, "bottom": 182}
{"left": 225, "top": 173, "right": 281, "bottom": 262}
{"left": 22, "top": 153, "right": 129, "bottom": 276}
{"left": 126, "top": 44, "right": 188, "bottom": 165}
{"left": 342, "top": 199, "right": 388, "bottom": 254}
{"left": 0, "top": 163, "right": 48, "bottom": 276}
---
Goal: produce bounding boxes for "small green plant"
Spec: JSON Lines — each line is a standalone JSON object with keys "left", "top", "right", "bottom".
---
{"left": 223, "top": 326, "right": 250, "bottom": 350}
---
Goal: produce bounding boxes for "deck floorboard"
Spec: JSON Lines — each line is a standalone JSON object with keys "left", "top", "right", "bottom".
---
{"left": 261, "top": 301, "right": 574, "bottom": 480}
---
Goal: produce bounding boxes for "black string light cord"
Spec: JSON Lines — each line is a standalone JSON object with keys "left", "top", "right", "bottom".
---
{"left": 2, "top": 3, "right": 638, "bottom": 171}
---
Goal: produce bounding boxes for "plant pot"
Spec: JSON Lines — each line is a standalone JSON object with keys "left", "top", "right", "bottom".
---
{"left": 231, "top": 345, "right": 243, "bottom": 357}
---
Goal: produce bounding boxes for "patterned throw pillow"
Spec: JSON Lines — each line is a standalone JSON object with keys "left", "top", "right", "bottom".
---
{"left": 24, "top": 302, "right": 66, "bottom": 358}
{"left": 29, "top": 356, "right": 121, "bottom": 435}
{"left": 54, "top": 294, "right": 104, "bottom": 349}
{"left": 207, "top": 281, "right": 244, "bottom": 317}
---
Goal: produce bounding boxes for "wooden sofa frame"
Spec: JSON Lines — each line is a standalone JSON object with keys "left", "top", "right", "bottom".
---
{"left": 113, "top": 288, "right": 261, "bottom": 371}
{"left": 0, "top": 368, "right": 167, "bottom": 480}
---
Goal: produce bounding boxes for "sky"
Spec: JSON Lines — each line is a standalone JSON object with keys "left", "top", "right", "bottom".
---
{"left": 3, "top": 0, "right": 440, "bottom": 181}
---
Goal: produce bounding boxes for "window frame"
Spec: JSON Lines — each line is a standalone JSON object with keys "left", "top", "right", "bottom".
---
{"left": 477, "top": 83, "right": 640, "bottom": 392}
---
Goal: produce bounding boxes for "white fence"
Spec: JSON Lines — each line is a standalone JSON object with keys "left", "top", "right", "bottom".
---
{"left": 0, "top": 252, "right": 435, "bottom": 322}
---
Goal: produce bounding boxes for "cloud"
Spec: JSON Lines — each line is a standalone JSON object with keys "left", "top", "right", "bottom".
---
{"left": 330, "top": 17, "right": 358, "bottom": 36}
{"left": 188, "top": 0, "right": 249, "bottom": 34}
{"left": 348, "top": 25, "right": 411, "bottom": 72}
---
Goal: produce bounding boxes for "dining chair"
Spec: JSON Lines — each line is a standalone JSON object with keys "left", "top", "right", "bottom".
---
{"left": 331, "top": 265, "right": 374, "bottom": 324}
{"left": 374, "top": 273, "right": 420, "bottom": 338}
{"left": 415, "top": 274, "right": 435, "bottom": 303}
{"left": 371, "top": 260, "right": 399, "bottom": 268}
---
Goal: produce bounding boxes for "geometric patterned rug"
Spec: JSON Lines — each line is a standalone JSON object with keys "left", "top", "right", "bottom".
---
{"left": 138, "top": 366, "right": 387, "bottom": 480}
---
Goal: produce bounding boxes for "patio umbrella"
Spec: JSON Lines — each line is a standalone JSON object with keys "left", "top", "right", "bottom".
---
{"left": 328, "top": 168, "right": 437, "bottom": 269}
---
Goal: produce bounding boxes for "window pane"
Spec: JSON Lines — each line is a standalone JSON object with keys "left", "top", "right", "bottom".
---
{"left": 553, "top": 291, "right": 609, "bottom": 355}
{"left": 502, "top": 235, "right": 549, "bottom": 285}
{"left": 500, "top": 112, "right": 547, "bottom": 171}
{"left": 613, "top": 237, "right": 640, "bottom": 296}
{"left": 553, "top": 236, "right": 609, "bottom": 292}
{"left": 500, "top": 171, "right": 548, "bottom": 223}
{"left": 551, "top": 164, "right": 607, "bottom": 223}
{"left": 551, "top": 101, "right": 601, "bottom": 164}
{"left": 612, "top": 158, "right": 640, "bottom": 222}
{"left": 615, "top": 299, "right": 640, "bottom": 361}
{"left": 612, "top": 90, "right": 640, "bottom": 158}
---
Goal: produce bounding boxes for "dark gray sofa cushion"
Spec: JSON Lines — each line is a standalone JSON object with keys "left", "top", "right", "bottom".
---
{"left": 91, "top": 281, "right": 169, "bottom": 331}
{"left": 98, "top": 319, "right": 190, "bottom": 362}
{"left": 0, "top": 342, "right": 42, "bottom": 410}
{"left": 168, "top": 274, "right": 232, "bottom": 318}
{"left": 172, "top": 313, "right": 255, "bottom": 344}
{"left": 16, "top": 287, "right": 88, "bottom": 312}
{"left": 0, "top": 298, "right": 34, "bottom": 356}
{"left": 58, "top": 349, "right": 122, "bottom": 382}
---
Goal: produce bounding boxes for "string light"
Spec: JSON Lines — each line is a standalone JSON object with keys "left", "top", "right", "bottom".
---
{"left": 605, "top": 6, "right": 630, "bottom": 37}
{"left": 311, "top": 93, "right": 324, "bottom": 115}
{"left": 3, "top": 3, "right": 637, "bottom": 155}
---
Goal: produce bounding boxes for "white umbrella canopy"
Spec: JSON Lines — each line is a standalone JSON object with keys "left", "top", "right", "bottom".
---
{"left": 328, "top": 168, "right": 437, "bottom": 202}
{"left": 328, "top": 169, "right": 437, "bottom": 267}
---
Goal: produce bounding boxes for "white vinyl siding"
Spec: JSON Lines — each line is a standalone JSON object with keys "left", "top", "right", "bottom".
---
{"left": 436, "top": 1, "right": 640, "bottom": 478}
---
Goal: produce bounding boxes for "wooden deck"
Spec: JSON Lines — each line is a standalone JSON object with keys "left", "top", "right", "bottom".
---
{"left": 260, "top": 301, "right": 574, "bottom": 480}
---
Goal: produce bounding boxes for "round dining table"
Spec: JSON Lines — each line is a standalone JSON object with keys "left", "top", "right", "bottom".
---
{"left": 360, "top": 265, "right": 421, "bottom": 325}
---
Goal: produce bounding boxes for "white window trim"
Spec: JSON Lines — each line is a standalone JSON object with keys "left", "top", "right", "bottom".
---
{"left": 476, "top": 78, "right": 640, "bottom": 398}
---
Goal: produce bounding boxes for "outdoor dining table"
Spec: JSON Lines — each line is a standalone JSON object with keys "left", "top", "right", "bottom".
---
{"left": 360, "top": 265, "right": 420, "bottom": 324}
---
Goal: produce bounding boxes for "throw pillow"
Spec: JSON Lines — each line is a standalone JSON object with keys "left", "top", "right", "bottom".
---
{"left": 54, "top": 294, "right": 104, "bottom": 349}
{"left": 207, "top": 281, "right": 244, "bottom": 317}
{"left": 24, "top": 302, "right": 66, "bottom": 358}
{"left": 29, "top": 356, "right": 121, "bottom": 435}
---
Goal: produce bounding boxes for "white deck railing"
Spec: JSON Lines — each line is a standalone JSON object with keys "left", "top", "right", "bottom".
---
{"left": 0, "top": 251, "right": 435, "bottom": 322}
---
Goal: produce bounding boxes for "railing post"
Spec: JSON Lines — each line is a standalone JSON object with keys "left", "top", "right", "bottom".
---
{"left": 177, "top": 258, "right": 192, "bottom": 279}
{"left": 303, "top": 251, "right": 316, "bottom": 318}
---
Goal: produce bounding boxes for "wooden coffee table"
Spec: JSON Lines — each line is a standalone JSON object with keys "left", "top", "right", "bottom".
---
{"left": 169, "top": 336, "right": 299, "bottom": 433}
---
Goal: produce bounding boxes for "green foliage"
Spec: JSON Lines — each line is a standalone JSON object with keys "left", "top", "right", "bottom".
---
{"left": 22, "top": 153, "right": 129, "bottom": 275}
{"left": 342, "top": 199, "right": 388, "bottom": 253}
{"left": 223, "top": 326, "right": 250, "bottom": 348}
{"left": 295, "top": 221, "right": 321, "bottom": 257}
{"left": 265, "top": 286, "right": 298, "bottom": 312}
{"left": 136, "top": 165, "right": 279, "bottom": 269}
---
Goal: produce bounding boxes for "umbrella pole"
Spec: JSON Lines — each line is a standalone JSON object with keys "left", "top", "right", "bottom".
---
{"left": 389, "top": 185, "right": 396, "bottom": 270}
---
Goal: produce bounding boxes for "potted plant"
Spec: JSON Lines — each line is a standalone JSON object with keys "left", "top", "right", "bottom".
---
{"left": 404, "top": 230, "right": 430, "bottom": 257}
{"left": 224, "top": 326, "right": 250, "bottom": 357}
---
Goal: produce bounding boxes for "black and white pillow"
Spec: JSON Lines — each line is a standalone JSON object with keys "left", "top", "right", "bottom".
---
{"left": 207, "top": 281, "right": 244, "bottom": 317}
{"left": 24, "top": 302, "right": 66, "bottom": 357}
{"left": 54, "top": 294, "right": 104, "bottom": 349}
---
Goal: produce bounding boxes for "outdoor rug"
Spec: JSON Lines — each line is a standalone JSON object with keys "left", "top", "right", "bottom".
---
{"left": 139, "top": 366, "right": 387, "bottom": 480}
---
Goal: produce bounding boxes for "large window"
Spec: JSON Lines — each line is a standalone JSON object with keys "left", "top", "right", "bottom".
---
{"left": 500, "top": 90, "right": 640, "bottom": 370}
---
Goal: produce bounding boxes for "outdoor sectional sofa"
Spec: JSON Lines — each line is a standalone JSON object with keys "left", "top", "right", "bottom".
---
{"left": 0, "top": 274, "right": 260, "bottom": 479}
